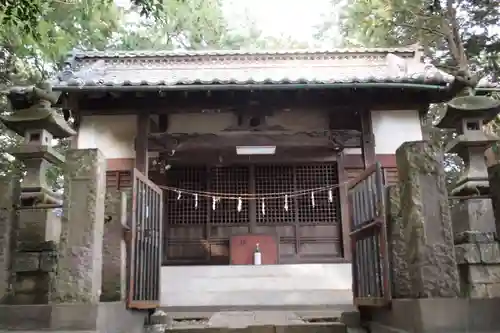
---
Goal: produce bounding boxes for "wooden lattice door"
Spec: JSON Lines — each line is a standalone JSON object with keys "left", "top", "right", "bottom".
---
{"left": 127, "top": 168, "right": 163, "bottom": 309}
{"left": 348, "top": 162, "right": 391, "bottom": 306}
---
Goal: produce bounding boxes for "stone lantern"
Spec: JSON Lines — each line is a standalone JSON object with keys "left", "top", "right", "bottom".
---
{"left": 437, "top": 95, "right": 500, "bottom": 298}
{"left": 0, "top": 83, "right": 76, "bottom": 304}
{"left": 0, "top": 83, "right": 76, "bottom": 207}
{"left": 436, "top": 95, "right": 500, "bottom": 196}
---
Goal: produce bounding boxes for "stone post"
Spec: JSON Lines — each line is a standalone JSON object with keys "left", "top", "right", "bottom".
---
{"left": 486, "top": 143, "right": 500, "bottom": 235}
{"left": 0, "top": 84, "right": 75, "bottom": 304}
{"left": 436, "top": 95, "right": 500, "bottom": 298}
{"left": 0, "top": 180, "right": 19, "bottom": 303}
{"left": 101, "top": 189, "right": 130, "bottom": 301}
{"left": 386, "top": 185, "right": 412, "bottom": 298}
{"left": 52, "top": 149, "right": 106, "bottom": 303}
{"left": 395, "top": 140, "right": 460, "bottom": 297}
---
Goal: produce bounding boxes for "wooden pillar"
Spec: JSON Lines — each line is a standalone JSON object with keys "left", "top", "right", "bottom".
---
{"left": 65, "top": 94, "right": 80, "bottom": 149}
{"left": 360, "top": 109, "right": 375, "bottom": 168}
{"left": 419, "top": 107, "right": 431, "bottom": 141}
{"left": 337, "top": 152, "right": 351, "bottom": 260}
{"left": 135, "top": 112, "right": 150, "bottom": 175}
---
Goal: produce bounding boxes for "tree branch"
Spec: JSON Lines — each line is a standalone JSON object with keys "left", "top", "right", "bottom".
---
{"left": 398, "top": 23, "right": 447, "bottom": 38}
{"left": 445, "top": 0, "right": 468, "bottom": 70}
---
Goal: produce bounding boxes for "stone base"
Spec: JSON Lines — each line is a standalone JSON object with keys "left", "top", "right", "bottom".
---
{"left": 0, "top": 302, "right": 146, "bottom": 333}
{"left": 454, "top": 233, "right": 500, "bottom": 298}
{"left": 366, "top": 298, "right": 500, "bottom": 332}
{"left": 145, "top": 310, "right": 350, "bottom": 333}
{"left": 451, "top": 199, "right": 496, "bottom": 235}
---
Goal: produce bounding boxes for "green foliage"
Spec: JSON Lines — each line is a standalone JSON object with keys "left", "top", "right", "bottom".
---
{"left": 0, "top": 0, "right": 123, "bottom": 186}
{"left": 0, "top": 0, "right": 306, "bottom": 189}
{"left": 316, "top": 0, "right": 500, "bottom": 189}
{"left": 318, "top": 0, "right": 500, "bottom": 79}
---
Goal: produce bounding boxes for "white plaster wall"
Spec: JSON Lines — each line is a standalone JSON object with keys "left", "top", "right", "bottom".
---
{"left": 160, "top": 264, "right": 352, "bottom": 308}
{"left": 77, "top": 109, "right": 330, "bottom": 159}
{"left": 168, "top": 113, "right": 235, "bottom": 133}
{"left": 371, "top": 110, "right": 422, "bottom": 154}
{"left": 77, "top": 115, "right": 137, "bottom": 158}
{"left": 344, "top": 148, "right": 362, "bottom": 155}
{"left": 77, "top": 111, "right": 423, "bottom": 159}
{"left": 167, "top": 109, "right": 329, "bottom": 133}
{"left": 266, "top": 109, "right": 329, "bottom": 131}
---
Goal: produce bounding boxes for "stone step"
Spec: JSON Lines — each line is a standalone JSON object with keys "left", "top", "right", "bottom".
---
{"left": 146, "top": 308, "right": 362, "bottom": 333}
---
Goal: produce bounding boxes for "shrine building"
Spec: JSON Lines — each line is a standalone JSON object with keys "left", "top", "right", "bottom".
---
{"left": 13, "top": 45, "right": 460, "bottom": 310}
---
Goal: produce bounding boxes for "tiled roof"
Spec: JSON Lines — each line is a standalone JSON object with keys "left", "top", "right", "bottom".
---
{"left": 69, "top": 47, "right": 421, "bottom": 59}
{"left": 50, "top": 46, "right": 456, "bottom": 90}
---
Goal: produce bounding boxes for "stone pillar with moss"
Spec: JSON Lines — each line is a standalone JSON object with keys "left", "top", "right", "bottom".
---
{"left": 0, "top": 84, "right": 76, "bottom": 304}
{"left": 102, "top": 189, "right": 130, "bottom": 301}
{"left": 436, "top": 95, "right": 500, "bottom": 298}
{"left": 51, "top": 149, "right": 106, "bottom": 303}
{"left": 485, "top": 142, "right": 500, "bottom": 236}
{"left": 394, "top": 140, "right": 460, "bottom": 297}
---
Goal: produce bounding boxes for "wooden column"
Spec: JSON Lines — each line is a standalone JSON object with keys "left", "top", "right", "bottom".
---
{"left": 248, "top": 165, "right": 257, "bottom": 233}
{"left": 337, "top": 152, "right": 351, "bottom": 260}
{"left": 419, "top": 107, "right": 431, "bottom": 141}
{"left": 360, "top": 109, "right": 375, "bottom": 168}
{"left": 65, "top": 94, "right": 80, "bottom": 149}
{"left": 135, "top": 112, "right": 150, "bottom": 175}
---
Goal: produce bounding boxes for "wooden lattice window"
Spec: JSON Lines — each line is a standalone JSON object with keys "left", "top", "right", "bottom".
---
{"left": 165, "top": 166, "right": 208, "bottom": 226}
{"left": 295, "top": 164, "right": 339, "bottom": 225}
{"left": 255, "top": 165, "right": 295, "bottom": 225}
{"left": 163, "top": 163, "right": 343, "bottom": 264}
{"left": 209, "top": 166, "right": 249, "bottom": 226}
{"left": 255, "top": 164, "right": 339, "bottom": 226}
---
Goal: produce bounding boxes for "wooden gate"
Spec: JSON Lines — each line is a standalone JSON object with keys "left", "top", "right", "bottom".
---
{"left": 128, "top": 169, "right": 163, "bottom": 309}
{"left": 348, "top": 162, "right": 391, "bottom": 306}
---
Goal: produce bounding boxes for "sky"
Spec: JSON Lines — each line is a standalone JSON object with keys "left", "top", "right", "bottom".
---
{"left": 222, "top": 0, "right": 332, "bottom": 44}
{"left": 115, "top": 0, "right": 334, "bottom": 45}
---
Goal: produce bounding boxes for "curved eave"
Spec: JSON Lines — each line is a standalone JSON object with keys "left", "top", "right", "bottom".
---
{"left": 52, "top": 81, "right": 451, "bottom": 92}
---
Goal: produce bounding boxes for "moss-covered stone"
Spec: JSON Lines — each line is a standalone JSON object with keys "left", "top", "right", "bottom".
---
{"left": 101, "top": 188, "right": 128, "bottom": 302}
{"left": 52, "top": 149, "right": 106, "bottom": 303}
{"left": 395, "top": 140, "right": 460, "bottom": 298}
{"left": 0, "top": 180, "right": 19, "bottom": 303}
{"left": 486, "top": 143, "right": 500, "bottom": 236}
{"left": 387, "top": 185, "right": 412, "bottom": 298}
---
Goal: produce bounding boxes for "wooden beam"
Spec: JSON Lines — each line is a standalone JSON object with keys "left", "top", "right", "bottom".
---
{"left": 156, "top": 148, "right": 339, "bottom": 165}
{"left": 135, "top": 111, "right": 150, "bottom": 174}
{"left": 360, "top": 109, "right": 375, "bottom": 168}
{"left": 148, "top": 130, "right": 361, "bottom": 152}
{"left": 74, "top": 89, "right": 431, "bottom": 115}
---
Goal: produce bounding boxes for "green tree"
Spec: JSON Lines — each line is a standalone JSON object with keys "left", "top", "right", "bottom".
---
{"left": 0, "top": 0, "right": 159, "bottom": 43}
{"left": 0, "top": 0, "right": 124, "bottom": 186}
{"left": 318, "top": 0, "right": 500, "bottom": 80}
{"left": 109, "top": 2, "right": 309, "bottom": 51}
{"left": 0, "top": 0, "right": 306, "bottom": 188}
{"left": 316, "top": 0, "right": 500, "bottom": 187}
